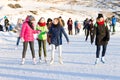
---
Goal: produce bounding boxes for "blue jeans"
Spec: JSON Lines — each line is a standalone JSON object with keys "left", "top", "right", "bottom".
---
{"left": 16, "top": 37, "right": 20, "bottom": 46}
{"left": 96, "top": 45, "right": 107, "bottom": 58}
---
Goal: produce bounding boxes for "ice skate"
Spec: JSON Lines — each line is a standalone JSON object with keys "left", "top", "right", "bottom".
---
{"left": 21, "top": 58, "right": 25, "bottom": 65}
{"left": 95, "top": 58, "right": 99, "bottom": 65}
{"left": 59, "top": 57, "right": 63, "bottom": 64}
{"left": 50, "top": 59, "right": 54, "bottom": 65}
{"left": 44, "top": 57, "right": 47, "bottom": 63}
{"left": 33, "top": 58, "right": 37, "bottom": 65}
{"left": 39, "top": 57, "right": 42, "bottom": 63}
{"left": 101, "top": 57, "right": 105, "bottom": 63}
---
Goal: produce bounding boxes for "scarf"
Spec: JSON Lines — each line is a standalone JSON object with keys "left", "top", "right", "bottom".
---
{"left": 38, "top": 22, "right": 46, "bottom": 27}
{"left": 97, "top": 20, "right": 104, "bottom": 26}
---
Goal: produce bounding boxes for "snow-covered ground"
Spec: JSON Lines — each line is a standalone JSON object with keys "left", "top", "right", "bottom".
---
{"left": 0, "top": 30, "right": 120, "bottom": 80}
{"left": 0, "top": 0, "right": 120, "bottom": 80}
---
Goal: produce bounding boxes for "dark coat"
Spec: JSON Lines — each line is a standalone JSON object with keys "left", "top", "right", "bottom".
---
{"left": 48, "top": 24, "right": 69, "bottom": 46}
{"left": 0, "top": 24, "right": 3, "bottom": 31}
{"left": 93, "top": 21, "right": 110, "bottom": 46}
{"left": 67, "top": 20, "right": 73, "bottom": 30}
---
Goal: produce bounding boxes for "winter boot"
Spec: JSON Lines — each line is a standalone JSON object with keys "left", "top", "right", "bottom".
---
{"left": 33, "top": 58, "right": 36, "bottom": 65}
{"left": 50, "top": 58, "right": 54, "bottom": 65}
{"left": 101, "top": 57, "right": 105, "bottom": 63}
{"left": 95, "top": 58, "right": 99, "bottom": 64}
{"left": 44, "top": 57, "right": 47, "bottom": 63}
{"left": 21, "top": 58, "right": 25, "bottom": 65}
{"left": 39, "top": 57, "right": 42, "bottom": 63}
{"left": 59, "top": 57, "right": 63, "bottom": 64}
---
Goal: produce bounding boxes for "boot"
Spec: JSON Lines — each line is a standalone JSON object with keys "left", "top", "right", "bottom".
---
{"left": 101, "top": 57, "right": 105, "bottom": 63}
{"left": 50, "top": 58, "right": 54, "bottom": 65}
{"left": 39, "top": 57, "right": 42, "bottom": 63}
{"left": 33, "top": 58, "right": 36, "bottom": 65}
{"left": 21, "top": 58, "right": 25, "bottom": 65}
{"left": 95, "top": 58, "right": 99, "bottom": 64}
{"left": 59, "top": 57, "right": 63, "bottom": 64}
{"left": 44, "top": 57, "right": 47, "bottom": 63}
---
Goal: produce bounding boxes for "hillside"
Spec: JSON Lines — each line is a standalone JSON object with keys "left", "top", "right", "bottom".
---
{"left": 0, "top": 0, "right": 120, "bottom": 22}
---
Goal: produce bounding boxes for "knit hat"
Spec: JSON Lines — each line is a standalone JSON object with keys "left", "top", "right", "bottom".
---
{"left": 29, "top": 15, "right": 35, "bottom": 21}
{"left": 4, "top": 16, "right": 7, "bottom": 19}
{"left": 97, "top": 13, "right": 103, "bottom": 19}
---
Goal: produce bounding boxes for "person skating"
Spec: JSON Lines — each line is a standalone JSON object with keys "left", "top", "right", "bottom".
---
{"left": 74, "top": 19, "right": 81, "bottom": 35}
{"left": 36, "top": 17, "right": 48, "bottom": 63}
{"left": 15, "top": 18, "right": 23, "bottom": 49}
{"left": 48, "top": 18, "right": 69, "bottom": 64}
{"left": 83, "top": 18, "right": 89, "bottom": 36}
{"left": 46, "top": 18, "right": 52, "bottom": 50}
{"left": 67, "top": 18, "right": 73, "bottom": 35}
{"left": 111, "top": 15, "right": 117, "bottom": 34}
{"left": 92, "top": 13, "right": 110, "bottom": 64}
{"left": 87, "top": 18, "right": 94, "bottom": 44}
{"left": 20, "top": 15, "right": 40, "bottom": 65}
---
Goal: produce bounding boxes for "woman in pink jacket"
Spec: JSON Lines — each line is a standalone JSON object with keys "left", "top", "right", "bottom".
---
{"left": 20, "top": 15, "right": 39, "bottom": 65}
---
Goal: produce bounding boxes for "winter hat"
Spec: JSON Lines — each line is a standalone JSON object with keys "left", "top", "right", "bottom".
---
{"left": 29, "top": 15, "right": 35, "bottom": 21}
{"left": 47, "top": 18, "right": 52, "bottom": 23}
{"left": 4, "top": 16, "right": 7, "bottom": 19}
{"left": 97, "top": 13, "right": 103, "bottom": 19}
{"left": 59, "top": 16, "right": 62, "bottom": 18}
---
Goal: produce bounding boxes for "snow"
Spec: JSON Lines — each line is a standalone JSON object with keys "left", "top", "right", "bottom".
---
{"left": 0, "top": 0, "right": 120, "bottom": 80}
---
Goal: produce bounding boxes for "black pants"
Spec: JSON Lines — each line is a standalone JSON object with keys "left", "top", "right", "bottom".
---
{"left": 90, "top": 32, "right": 94, "bottom": 44}
{"left": 38, "top": 40, "right": 47, "bottom": 58}
{"left": 96, "top": 45, "right": 107, "bottom": 58}
{"left": 22, "top": 41, "right": 35, "bottom": 58}
{"left": 112, "top": 24, "right": 115, "bottom": 32}
{"left": 85, "top": 30, "right": 90, "bottom": 41}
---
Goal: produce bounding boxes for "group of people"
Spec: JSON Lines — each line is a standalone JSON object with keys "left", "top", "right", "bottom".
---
{"left": 0, "top": 13, "right": 113, "bottom": 65}
{"left": 67, "top": 18, "right": 81, "bottom": 35}
{"left": 18, "top": 15, "right": 69, "bottom": 65}
{"left": 0, "top": 16, "right": 14, "bottom": 32}
{"left": 83, "top": 14, "right": 110, "bottom": 64}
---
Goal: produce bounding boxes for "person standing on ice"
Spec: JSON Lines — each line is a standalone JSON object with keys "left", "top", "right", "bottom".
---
{"left": 92, "top": 13, "right": 110, "bottom": 64}
{"left": 86, "top": 18, "right": 94, "bottom": 44}
{"left": 111, "top": 15, "right": 117, "bottom": 33}
{"left": 46, "top": 18, "right": 52, "bottom": 50}
{"left": 36, "top": 17, "right": 48, "bottom": 63}
{"left": 67, "top": 18, "right": 73, "bottom": 35}
{"left": 48, "top": 18, "right": 69, "bottom": 64}
{"left": 20, "top": 15, "right": 40, "bottom": 65}
{"left": 15, "top": 18, "right": 23, "bottom": 49}
{"left": 83, "top": 18, "right": 89, "bottom": 36}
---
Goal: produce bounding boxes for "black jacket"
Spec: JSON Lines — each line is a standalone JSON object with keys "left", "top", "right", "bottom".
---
{"left": 93, "top": 22, "right": 110, "bottom": 46}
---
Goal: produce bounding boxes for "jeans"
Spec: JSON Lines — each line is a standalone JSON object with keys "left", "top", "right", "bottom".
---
{"left": 96, "top": 45, "right": 107, "bottom": 58}
{"left": 16, "top": 37, "right": 20, "bottom": 46}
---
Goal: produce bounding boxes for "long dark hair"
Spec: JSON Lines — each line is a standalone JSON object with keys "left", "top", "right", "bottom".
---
{"left": 28, "top": 21, "right": 34, "bottom": 30}
{"left": 26, "top": 15, "right": 35, "bottom": 30}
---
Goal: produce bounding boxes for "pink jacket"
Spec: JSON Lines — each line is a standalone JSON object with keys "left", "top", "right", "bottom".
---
{"left": 20, "top": 21, "right": 38, "bottom": 42}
